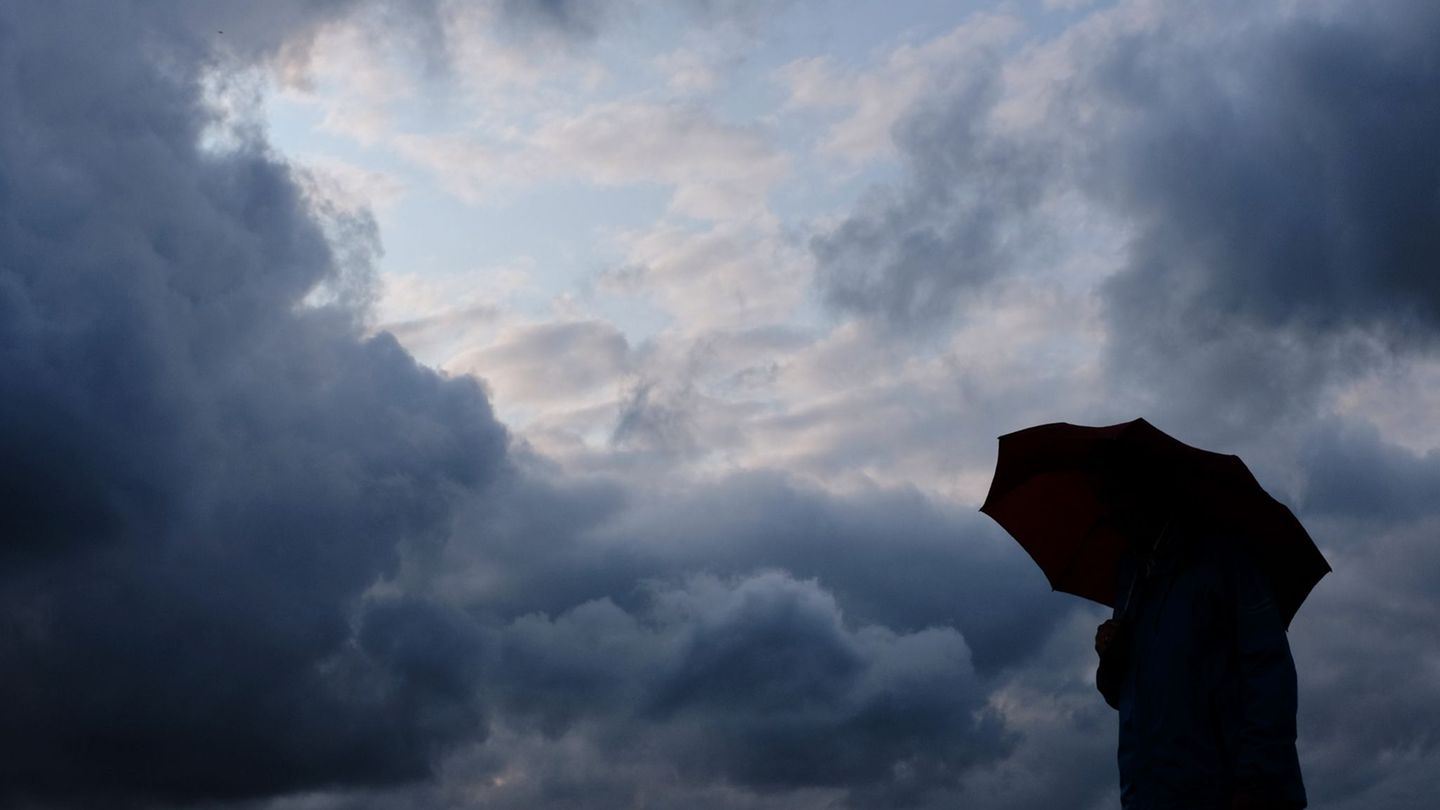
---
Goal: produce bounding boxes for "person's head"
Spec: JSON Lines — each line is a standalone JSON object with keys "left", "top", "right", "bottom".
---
{"left": 1094, "top": 445, "right": 1182, "bottom": 555}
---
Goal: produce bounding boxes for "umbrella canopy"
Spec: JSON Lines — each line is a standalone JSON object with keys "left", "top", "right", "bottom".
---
{"left": 979, "top": 418, "right": 1330, "bottom": 627}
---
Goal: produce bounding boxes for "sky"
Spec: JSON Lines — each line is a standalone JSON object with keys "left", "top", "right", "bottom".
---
{"left": 2, "top": 0, "right": 1439, "bottom": 808}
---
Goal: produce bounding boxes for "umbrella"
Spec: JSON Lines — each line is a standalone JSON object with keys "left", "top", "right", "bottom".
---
{"left": 979, "top": 418, "right": 1330, "bottom": 627}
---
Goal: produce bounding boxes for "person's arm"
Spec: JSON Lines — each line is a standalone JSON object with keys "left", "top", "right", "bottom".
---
{"left": 1230, "top": 549, "right": 1307, "bottom": 809}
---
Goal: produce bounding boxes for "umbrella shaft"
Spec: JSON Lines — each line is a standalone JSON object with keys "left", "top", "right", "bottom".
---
{"left": 1118, "top": 517, "right": 1173, "bottom": 621}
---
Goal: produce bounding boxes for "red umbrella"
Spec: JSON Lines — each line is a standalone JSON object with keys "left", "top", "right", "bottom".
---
{"left": 979, "top": 418, "right": 1330, "bottom": 626}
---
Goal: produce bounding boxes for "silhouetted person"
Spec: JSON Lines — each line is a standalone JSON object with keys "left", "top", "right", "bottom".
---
{"left": 1094, "top": 480, "right": 1307, "bottom": 810}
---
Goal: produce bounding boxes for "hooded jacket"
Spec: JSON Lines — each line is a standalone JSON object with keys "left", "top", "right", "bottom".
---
{"left": 1097, "top": 526, "right": 1307, "bottom": 809}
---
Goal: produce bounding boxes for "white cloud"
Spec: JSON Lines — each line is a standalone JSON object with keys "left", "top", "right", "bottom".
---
{"left": 271, "top": 9, "right": 422, "bottom": 145}
{"left": 376, "top": 101, "right": 789, "bottom": 220}
{"left": 390, "top": 132, "right": 517, "bottom": 205}
{"left": 530, "top": 101, "right": 789, "bottom": 219}
{"left": 654, "top": 45, "right": 727, "bottom": 96}
{"left": 296, "top": 154, "right": 408, "bottom": 212}
{"left": 371, "top": 262, "right": 543, "bottom": 373}
{"left": 1332, "top": 355, "right": 1440, "bottom": 455}
{"left": 603, "top": 219, "right": 809, "bottom": 329}
{"left": 448, "top": 319, "right": 633, "bottom": 406}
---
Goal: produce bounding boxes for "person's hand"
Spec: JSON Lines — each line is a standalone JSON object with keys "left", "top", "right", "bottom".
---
{"left": 1095, "top": 619, "right": 1120, "bottom": 657}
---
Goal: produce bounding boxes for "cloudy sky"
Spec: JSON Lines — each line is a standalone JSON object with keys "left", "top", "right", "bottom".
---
{"left": 3, "top": 0, "right": 1438, "bottom": 808}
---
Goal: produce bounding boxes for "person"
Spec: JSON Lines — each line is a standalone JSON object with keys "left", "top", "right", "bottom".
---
{"left": 1093, "top": 488, "right": 1308, "bottom": 810}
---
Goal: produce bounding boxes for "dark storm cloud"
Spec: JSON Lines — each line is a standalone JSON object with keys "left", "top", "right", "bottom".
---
{"left": 815, "top": 0, "right": 1440, "bottom": 429}
{"left": 398, "top": 470, "right": 1066, "bottom": 805}
{"left": 495, "top": 571, "right": 1010, "bottom": 798}
{"left": 1300, "top": 419, "right": 1440, "bottom": 521}
{"left": 614, "top": 475, "right": 1066, "bottom": 674}
{"left": 443, "top": 470, "right": 1066, "bottom": 675}
{"left": 1284, "top": 508, "right": 1440, "bottom": 808}
{"left": 1089, "top": 0, "right": 1440, "bottom": 435}
{"left": 1284, "top": 418, "right": 1440, "bottom": 807}
{"left": 1094, "top": 0, "right": 1440, "bottom": 339}
{"left": 1, "top": 0, "right": 503, "bottom": 805}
